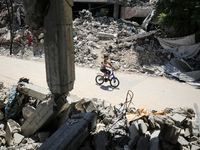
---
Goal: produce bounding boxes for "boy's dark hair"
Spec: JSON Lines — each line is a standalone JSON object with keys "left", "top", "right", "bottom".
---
{"left": 104, "top": 54, "right": 108, "bottom": 58}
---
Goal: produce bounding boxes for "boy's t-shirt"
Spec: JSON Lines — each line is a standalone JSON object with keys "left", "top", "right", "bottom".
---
{"left": 100, "top": 59, "right": 108, "bottom": 70}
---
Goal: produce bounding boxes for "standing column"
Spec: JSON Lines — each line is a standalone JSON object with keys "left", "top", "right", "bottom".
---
{"left": 44, "top": 0, "right": 75, "bottom": 96}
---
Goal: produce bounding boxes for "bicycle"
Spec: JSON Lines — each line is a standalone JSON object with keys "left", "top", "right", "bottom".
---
{"left": 95, "top": 69, "right": 120, "bottom": 88}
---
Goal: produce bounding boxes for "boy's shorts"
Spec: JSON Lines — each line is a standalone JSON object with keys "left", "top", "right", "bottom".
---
{"left": 100, "top": 68, "right": 111, "bottom": 75}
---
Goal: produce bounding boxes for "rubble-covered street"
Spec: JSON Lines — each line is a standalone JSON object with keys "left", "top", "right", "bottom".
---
{"left": 0, "top": 82, "right": 200, "bottom": 149}
{"left": 0, "top": 2, "right": 200, "bottom": 85}
{"left": 0, "top": 0, "right": 200, "bottom": 149}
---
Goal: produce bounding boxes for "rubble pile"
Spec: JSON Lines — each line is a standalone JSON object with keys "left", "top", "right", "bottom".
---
{"left": 73, "top": 9, "right": 171, "bottom": 76}
{"left": 0, "top": 81, "right": 199, "bottom": 149}
{"left": 121, "top": 0, "right": 158, "bottom": 7}
{"left": 0, "top": 1, "right": 45, "bottom": 61}
{"left": 0, "top": 5, "right": 199, "bottom": 80}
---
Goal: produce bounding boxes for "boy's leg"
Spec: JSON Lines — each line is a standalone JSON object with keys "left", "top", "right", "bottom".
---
{"left": 100, "top": 68, "right": 107, "bottom": 80}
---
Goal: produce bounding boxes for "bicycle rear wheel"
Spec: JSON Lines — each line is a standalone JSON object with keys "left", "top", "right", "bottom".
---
{"left": 95, "top": 75, "right": 104, "bottom": 85}
{"left": 110, "top": 77, "right": 119, "bottom": 88}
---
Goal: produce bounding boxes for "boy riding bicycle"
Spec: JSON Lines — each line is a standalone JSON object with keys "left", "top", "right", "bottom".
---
{"left": 100, "top": 54, "right": 113, "bottom": 80}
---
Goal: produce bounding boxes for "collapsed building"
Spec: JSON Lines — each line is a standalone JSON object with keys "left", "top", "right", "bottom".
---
{"left": 0, "top": 1, "right": 200, "bottom": 84}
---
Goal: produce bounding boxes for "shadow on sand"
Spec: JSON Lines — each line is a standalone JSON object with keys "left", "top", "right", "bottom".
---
{"left": 98, "top": 84, "right": 120, "bottom": 91}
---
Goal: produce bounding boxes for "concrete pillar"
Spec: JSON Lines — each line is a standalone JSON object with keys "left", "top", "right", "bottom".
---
{"left": 113, "top": 0, "right": 119, "bottom": 20}
{"left": 44, "top": 0, "right": 75, "bottom": 95}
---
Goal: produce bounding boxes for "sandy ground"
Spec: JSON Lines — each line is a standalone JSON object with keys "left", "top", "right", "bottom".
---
{"left": 0, "top": 55, "right": 200, "bottom": 111}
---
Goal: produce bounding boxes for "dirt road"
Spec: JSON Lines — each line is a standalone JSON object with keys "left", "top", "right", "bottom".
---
{"left": 0, "top": 55, "right": 200, "bottom": 111}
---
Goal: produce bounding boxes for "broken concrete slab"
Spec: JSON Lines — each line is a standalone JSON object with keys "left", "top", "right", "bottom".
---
{"left": 97, "top": 32, "right": 117, "bottom": 39}
{"left": 191, "top": 145, "right": 200, "bottom": 150}
{"left": 149, "top": 130, "right": 162, "bottom": 150}
{"left": 5, "top": 119, "right": 21, "bottom": 146}
{"left": 129, "top": 122, "right": 139, "bottom": 139}
{"left": 138, "top": 119, "right": 148, "bottom": 134}
{"left": 21, "top": 84, "right": 50, "bottom": 101}
{"left": 38, "top": 132, "right": 50, "bottom": 143}
{"left": 22, "top": 106, "right": 36, "bottom": 119}
{"left": 13, "top": 133, "right": 24, "bottom": 145}
{"left": 128, "top": 121, "right": 140, "bottom": 148}
{"left": 71, "top": 112, "right": 97, "bottom": 131}
{"left": 82, "top": 101, "right": 96, "bottom": 113}
{"left": 171, "top": 113, "right": 186, "bottom": 126}
{"left": 159, "top": 123, "right": 181, "bottom": 144}
{"left": 136, "top": 136, "right": 149, "bottom": 150}
{"left": 128, "top": 134, "right": 140, "bottom": 149}
{"left": 121, "top": 6, "right": 153, "bottom": 19}
{"left": 177, "top": 136, "right": 189, "bottom": 146}
{"left": 94, "top": 131, "right": 108, "bottom": 150}
{"left": 21, "top": 99, "right": 55, "bottom": 137}
{"left": 148, "top": 114, "right": 156, "bottom": 129}
{"left": 38, "top": 113, "right": 97, "bottom": 150}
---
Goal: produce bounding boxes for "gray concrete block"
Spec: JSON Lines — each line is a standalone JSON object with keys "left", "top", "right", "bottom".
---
{"left": 13, "top": 133, "right": 24, "bottom": 145}
{"left": 129, "top": 122, "right": 139, "bottom": 139}
{"left": 94, "top": 131, "right": 108, "bottom": 150}
{"left": 161, "top": 140, "right": 175, "bottom": 150}
{"left": 128, "top": 134, "right": 140, "bottom": 149}
{"left": 149, "top": 130, "right": 162, "bottom": 150}
{"left": 148, "top": 114, "right": 155, "bottom": 129}
{"left": 21, "top": 99, "right": 55, "bottom": 137}
{"left": 71, "top": 112, "right": 97, "bottom": 131}
{"left": 188, "top": 136, "right": 198, "bottom": 142}
{"left": 136, "top": 136, "right": 149, "bottom": 150}
{"left": 149, "top": 137, "right": 161, "bottom": 150}
{"left": 22, "top": 106, "right": 36, "bottom": 119}
{"left": 38, "top": 113, "right": 97, "bottom": 150}
{"left": 75, "top": 99, "right": 86, "bottom": 113}
{"left": 5, "top": 119, "right": 21, "bottom": 146}
{"left": 184, "top": 128, "right": 191, "bottom": 137}
{"left": 177, "top": 136, "right": 189, "bottom": 146}
{"left": 171, "top": 114, "right": 186, "bottom": 126}
{"left": 191, "top": 145, "right": 200, "bottom": 150}
{"left": 82, "top": 101, "right": 96, "bottom": 113}
{"left": 138, "top": 119, "right": 148, "bottom": 134}
{"left": 103, "top": 100, "right": 111, "bottom": 109}
{"left": 38, "top": 132, "right": 50, "bottom": 143}
{"left": 159, "top": 123, "right": 181, "bottom": 144}
{"left": 21, "top": 84, "right": 50, "bottom": 101}
{"left": 154, "top": 115, "right": 165, "bottom": 125}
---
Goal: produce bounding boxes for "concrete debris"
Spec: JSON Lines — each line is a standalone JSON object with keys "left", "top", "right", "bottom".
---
{"left": 21, "top": 83, "right": 51, "bottom": 101}
{"left": 0, "top": 80, "right": 199, "bottom": 149}
{"left": 22, "top": 106, "right": 36, "bottom": 119}
{"left": 38, "top": 113, "right": 97, "bottom": 150}
{"left": 0, "top": 4, "right": 199, "bottom": 85}
{"left": 164, "top": 58, "right": 200, "bottom": 82}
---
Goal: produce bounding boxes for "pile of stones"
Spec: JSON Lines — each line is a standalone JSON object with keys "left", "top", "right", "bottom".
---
{"left": 0, "top": 82, "right": 199, "bottom": 149}
{"left": 73, "top": 9, "right": 171, "bottom": 77}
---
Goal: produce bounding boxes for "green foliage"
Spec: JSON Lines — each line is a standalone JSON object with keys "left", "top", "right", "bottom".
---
{"left": 156, "top": 0, "right": 200, "bottom": 42}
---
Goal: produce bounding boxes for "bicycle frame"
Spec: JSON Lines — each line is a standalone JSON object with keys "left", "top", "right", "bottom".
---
{"left": 105, "top": 71, "right": 116, "bottom": 82}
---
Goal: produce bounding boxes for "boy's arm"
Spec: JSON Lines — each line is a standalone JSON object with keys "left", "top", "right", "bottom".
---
{"left": 102, "top": 61, "right": 110, "bottom": 68}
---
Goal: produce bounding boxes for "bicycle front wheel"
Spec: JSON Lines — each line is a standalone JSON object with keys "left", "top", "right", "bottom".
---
{"left": 95, "top": 75, "right": 104, "bottom": 85}
{"left": 110, "top": 77, "right": 120, "bottom": 88}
